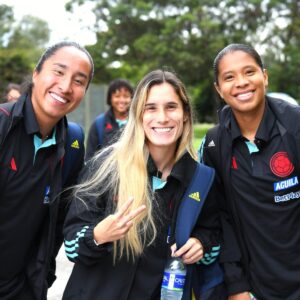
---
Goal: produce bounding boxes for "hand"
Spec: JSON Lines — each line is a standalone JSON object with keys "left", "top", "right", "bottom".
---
{"left": 228, "top": 292, "right": 251, "bottom": 300}
{"left": 171, "top": 238, "right": 204, "bottom": 264}
{"left": 93, "top": 197, "right": 146, "bottom": 245}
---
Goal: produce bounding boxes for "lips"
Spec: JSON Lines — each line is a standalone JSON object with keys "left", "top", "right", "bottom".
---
{"left": 235, "top": 91, "right": 254, "bottom": 101}
{"left": 153, "top": 127, "right": 172, "bottom": 133}
{"left": 50, "top": 92, "right": 68, "bottom": 104}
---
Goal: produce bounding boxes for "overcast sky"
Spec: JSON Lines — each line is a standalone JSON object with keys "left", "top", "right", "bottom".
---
{"left": 1, "top": 0, "right": 96, "bottom": 45}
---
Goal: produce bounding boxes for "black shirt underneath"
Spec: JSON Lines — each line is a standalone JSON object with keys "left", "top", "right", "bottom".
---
{"left": 230, "top": 105, "right": 300, "bottom": 299}
{"left": 0, "top": 99, "right": 60, "bottom": 298}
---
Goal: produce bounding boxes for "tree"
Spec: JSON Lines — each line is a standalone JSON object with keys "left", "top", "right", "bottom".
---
{"left": 0, "top": 4, "right": 14, "bottom": 47}
{"left": 7, "top": 15, "right": 50, "bottom": 49}
{"left": 263, "top": 0, "right": 300, "bottom": 100}
{"left": 0, "top": 7, "right": 50, "bottom": 95}
{"left": 66, "top": 0, "right": 300, "bottom": 120}
{"left": 0, "top": 49, "right": 31, "bottom": 93}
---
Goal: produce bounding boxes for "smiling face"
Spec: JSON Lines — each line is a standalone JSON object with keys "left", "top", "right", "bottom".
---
{"left": 143, "top": 82, "right": 186, "bottom": 156}
{"left": 31, "top": 46, "right": 92, "bottom": 134}
{"left": 215, "top": 50, "right": 268, "bottom": 118}
{"left": 7, "top": 88, "right": 21, "bottom": 102}
{"left": 111, "top": 87, "right": 132, "bottom": 119}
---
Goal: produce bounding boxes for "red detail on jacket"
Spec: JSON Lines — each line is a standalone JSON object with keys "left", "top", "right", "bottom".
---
{"left": 231, "top": 156, "right": 238, "bottom": 169}
{"left": 105, "top": 123, "right": 113, "bottom": 130}
{"left": 10, "top": 157, "right": 17, "bottom": 171}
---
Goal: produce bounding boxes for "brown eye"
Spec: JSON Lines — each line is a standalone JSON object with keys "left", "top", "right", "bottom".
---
{"left": 224, "top": 75, "right": 234, "bottom": 81}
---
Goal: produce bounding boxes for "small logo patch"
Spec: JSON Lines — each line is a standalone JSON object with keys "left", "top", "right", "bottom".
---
{"left": 274, "top": 176, "right": 299, "bottom": 191}
{"left": 189, "top": 192, "right": 200, "bottom": 201}
{"left": 71, "top": 140, "right": 80, "bottom": 149}
{"left": 231, "top": 156, "right": 238, "bottom": 169}
{"left": 106, "top": 123, "right": 113, "bottom": 130}
{"left": 274, "top": 190, "right": 300, "bottom": 203}
{"left": 270, "top": 152, "right": 294, "bottom": 177}
{"left": 208, "top": 140, "right": 215, "bottom": 147}
{"left": 10, "top": 157, "right": 17, "bottom": 171}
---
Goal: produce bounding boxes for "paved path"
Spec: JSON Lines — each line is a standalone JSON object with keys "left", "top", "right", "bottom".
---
{"left": 48, "top": 247, "right": 73, "bottom": 300}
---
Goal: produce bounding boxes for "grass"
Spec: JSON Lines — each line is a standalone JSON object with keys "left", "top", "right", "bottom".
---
{"left": 193, "top": 123, "right": 214, "bottom": 150}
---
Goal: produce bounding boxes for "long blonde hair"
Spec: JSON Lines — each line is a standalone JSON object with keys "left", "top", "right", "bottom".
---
{"left": 74, "top": 69, "right": 196, "bottom": 260}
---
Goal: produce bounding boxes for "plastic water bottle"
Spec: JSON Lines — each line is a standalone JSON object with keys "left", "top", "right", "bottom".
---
{"left": 161, "top": 257, "right": 187, "bottom": 300}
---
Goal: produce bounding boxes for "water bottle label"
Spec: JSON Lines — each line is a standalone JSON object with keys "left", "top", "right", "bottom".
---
{"left": 162, "top": 271, "right": 185, "bottom": 291}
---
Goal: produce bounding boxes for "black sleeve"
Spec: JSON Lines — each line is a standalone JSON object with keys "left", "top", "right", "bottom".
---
{"left": 201, "top": 135, "right": 250, "bottom": 295}
{"left": 85, "top": 121, "right": 100, "bottom": 161}
{"left": 63, "top": 159, "right": 113, "bottom": 266}
{"left": 48, "top": 140, "right": 85, "bottom": 287}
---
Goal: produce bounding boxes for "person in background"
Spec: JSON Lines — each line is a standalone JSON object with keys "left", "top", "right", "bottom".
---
{"left": 85, "top": 78, "right": 133, "bottom": 160}
{"left": 200, "top": 43, "right": 300, "bottom": 300}
{"left": 0, "top": 41, "right": 94, "bottom": 300}
{"left": 62, "top": 69, "right": 223, "bottom": 299}
{"left": 3, "top": 83, "right": 21, "bottom": 102}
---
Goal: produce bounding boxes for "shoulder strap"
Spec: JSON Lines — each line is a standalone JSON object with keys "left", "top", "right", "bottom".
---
{"left": 0, "top": 102, "right": 16, "bottom": 147}
{"left": 95, "top": 113, "right": 106, "bottom": 147}
{"left": 62, "top": 122, "right": 84, "bottom": 185}
{"left": 0, "top": 101, "right": 15, "bottom": 116}
{"left": 175, "top": 162, "right": 215, "bottom": 249}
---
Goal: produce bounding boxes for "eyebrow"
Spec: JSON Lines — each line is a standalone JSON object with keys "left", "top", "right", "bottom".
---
{"left": 145, "top": 100, "right": 179, "bottom": 106}
{"left": 54, "top": 63, "right": 89, "bottom": 80}
{"left": 221, "top": 64, "right": 257, "bottom": 74}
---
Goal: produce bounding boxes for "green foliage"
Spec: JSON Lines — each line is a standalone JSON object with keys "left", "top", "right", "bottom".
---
{"left": 7, "top": 15, "right": 50, "bottom": 49}
{"left": 0, "top": 49, "right": 32, "bottom": 93}
{"left": 194, "top": 123, "right": 214, "bottom": 140}
{"left": 0, "top": 7, "right": 50, "bottom": 95}
{"left": 193, "top": 123, "right": 214, "bottom": 150}
{"left": 0, "top": 5, "right": 14, "bottom": 46}
{"left": 66, "top": 0, "right": 300, "bottom": 121}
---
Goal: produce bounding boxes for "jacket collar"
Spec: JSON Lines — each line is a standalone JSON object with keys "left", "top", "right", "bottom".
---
{"left": 12, "top": 91, "right": 68, "bottom": 145}
{"left": 219, "top": 97, "right": 279, "bottom": 143}
{"left": 147, "top": 151, "right": 196, "bottom": 189}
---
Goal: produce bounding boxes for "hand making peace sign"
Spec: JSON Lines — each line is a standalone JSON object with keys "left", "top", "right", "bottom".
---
{"left": 93, "top": 197, "right": 146, "bottom": 245}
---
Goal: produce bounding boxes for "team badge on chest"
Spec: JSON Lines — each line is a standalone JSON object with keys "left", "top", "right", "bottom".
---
{"left": 270, "top": 152, "right": 294, "bottom": 177}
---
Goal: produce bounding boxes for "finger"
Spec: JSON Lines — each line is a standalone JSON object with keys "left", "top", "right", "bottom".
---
{"left": 174, "top": 238, "right": 201, "bottom": 257}
{"left": 115, "top": 197, "right": 134, "bottom": 218}
{"left": 127, "top": 204, "right": 146, "bottom": 220}
{"left": 183, "top": 251, "right": 203, "bottom": 264}
{"left": 182, "top": 241, "right": 203, "bottom": 263}
{"left": 116, "top": 204, "right": 146, "bottom": 229}
{"left": 174, "top": 243, "right": 190, "bottom": 257}
{"left": 170, "top": 244, "right": 177, "bottom": 256}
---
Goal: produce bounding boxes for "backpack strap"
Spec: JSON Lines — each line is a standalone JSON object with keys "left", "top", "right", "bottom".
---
{"left": 175, "top": 163, "right": 224, "bottom": 300}
{"left": 0, "top": 102, "right": 15, "bottom": 116}
{"left": 95, "top": 113, "right": 106, "bottom": 147}
{"left": 175, "top": 162, "right": 215, "bottom": 248}
{"left": 62, "top": 122, "right": 84, "bottom": 185}
{"left": 0, "top": 102, "right": 16, "bottom": 147}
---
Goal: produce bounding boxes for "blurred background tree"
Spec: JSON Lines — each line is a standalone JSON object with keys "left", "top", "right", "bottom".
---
{"left": 1, "top": 0, "right": 299, "bottom": 121}
{"left": 65, "top": 0, "right": 299, "bottom": 121}
{"left": 0, "top": 4, "right": 50, "bottom": 94}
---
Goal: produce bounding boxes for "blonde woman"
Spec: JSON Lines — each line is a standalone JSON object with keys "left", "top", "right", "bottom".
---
{"left": 62, "top": 70, "right": 222, "bottom": 300}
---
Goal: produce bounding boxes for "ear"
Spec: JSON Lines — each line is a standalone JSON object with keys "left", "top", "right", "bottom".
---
{"left": 263, "top": 69, "right": 269, "bottom": 89}
{"left": 214, "top": 82, "right": 223, "bottom": 99}
{"left": 32, "top": 70, "right": 38, "bottom": 83}
{"left": 183, "top": 111, "right": 188, "bottom": 123}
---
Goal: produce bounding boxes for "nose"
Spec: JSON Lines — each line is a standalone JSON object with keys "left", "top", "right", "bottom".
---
{"left": 120, "top": 96, "right": 127, "bottom": 102}
{"left": 58, "top": 76, "right": 73, "bottom": 93}
{"left": 235, "top": 74, "right": 249, "bottom": 87}
{"left": 157, "top": 108, "right": 168, "bottom": 123}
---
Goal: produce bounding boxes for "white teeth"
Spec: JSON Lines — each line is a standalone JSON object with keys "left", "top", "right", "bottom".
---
{"left": 236, "top": 92, "right": 253, "bottom": 101}
{"left": 51, "top": 93, "right": 67, "bottom": 104}
{"left": 154, "top": 127, "right": 172, "bottom": 133}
